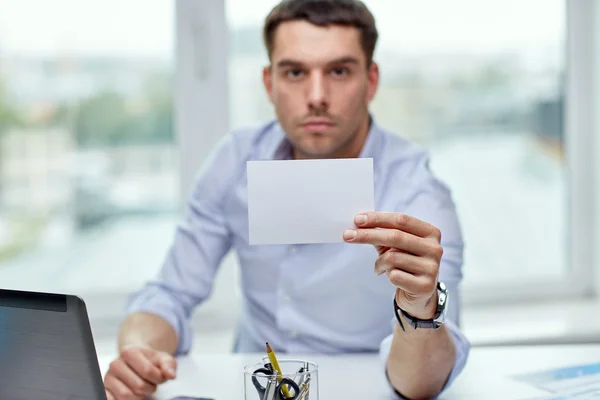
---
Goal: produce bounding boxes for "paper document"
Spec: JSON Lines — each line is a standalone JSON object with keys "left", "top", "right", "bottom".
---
{"left": 515, "top": 362, "right": 600, "bottom": 399}
{"left": 247, "top": 158, "right": 374, "bottom": 245}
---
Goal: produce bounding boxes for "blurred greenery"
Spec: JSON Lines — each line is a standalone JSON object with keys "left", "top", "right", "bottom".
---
{"left": 0, "top": 68, "right": 174, "bottom": 262}
{"left": 72, "top": 71, "right": 173, "bottom": 148}
{"left": 0, "top": 68, "right": 173, "bottom": 148}
{"left": 0, "top": 74, "right": 46, "bottom": 258}
{"left": 0, "top": 75, "right": 22, "bottom": 134}
{"left": 0, "top": 215, "right": 47, "bottom": 262}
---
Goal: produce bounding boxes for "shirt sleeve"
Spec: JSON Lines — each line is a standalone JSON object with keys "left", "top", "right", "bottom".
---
{"left": 124, "top": 135, "right": 238, "bottom": 355}
{"left": 378, "top": 152, "right": 471, "bottom": 398}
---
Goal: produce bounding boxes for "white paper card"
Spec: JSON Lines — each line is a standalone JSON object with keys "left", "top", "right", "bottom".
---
{"left": 247, "top": 158, "right": 374, "bottom": 245}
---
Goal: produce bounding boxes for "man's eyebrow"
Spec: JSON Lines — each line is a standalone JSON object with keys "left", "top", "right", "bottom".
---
{"left": 276, "top": 59, "right": 304, "bottom": 68}
{"left": 275, "top": 56, "right": 361, "bottom": 68}
{"left": 326, "top": 56, "right": 361, "bottom": 66}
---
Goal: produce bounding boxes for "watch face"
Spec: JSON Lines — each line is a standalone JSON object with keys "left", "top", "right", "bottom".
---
{"left": 439, "top": 292, "right": 447, "bottom": 306}
{"left": 435, "top": 285, "right": 448, "bottom": 324}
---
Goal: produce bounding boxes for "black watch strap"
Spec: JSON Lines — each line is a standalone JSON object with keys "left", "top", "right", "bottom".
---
{"left": 393, "top": 282, "right": 447, "bottom": 331}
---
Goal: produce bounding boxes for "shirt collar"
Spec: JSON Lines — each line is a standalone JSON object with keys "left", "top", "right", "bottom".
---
{"left": 272, "top": 125, "right": 293, "bottom": 160}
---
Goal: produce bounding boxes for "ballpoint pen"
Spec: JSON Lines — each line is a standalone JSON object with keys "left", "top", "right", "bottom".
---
{"left": 262, "top": 375, "right": 278, "bottom": 400}
{"left": 297, "top": 375, "right": 311, "bottom": 400}
{"left": 304, "top": 372, "right": 312, "bottom": 400}
{"left": 293, "top": 365, "right": 306, "bottom": 387}
{"left": 303, "top": 361, "right": 309, "bottom": 383}
{"left": 297, "top": 386, "right": 309, "bottom": 400}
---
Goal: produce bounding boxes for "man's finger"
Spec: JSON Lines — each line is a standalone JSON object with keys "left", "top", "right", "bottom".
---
{"left": 353, "top": 212, "right": 440, "bottom": 239}
{"left": 375, "top": 250, "right": 432, "bottom": 276}
{"left": 149, "top": 351, "right": 177, "bottom": 380}
{"left": 104, "top": 374, "right": 142, "bottom": 400}
{"left": 160, "top": 355, "right": 177, "bottom": 380}
{"left": 386, "top": 268, "right": 435, "bottom": 297}
{"left": 109, "top": 359, "right": 156, "bottom": 397}
{"left": 105, "top": 389, "right": 116, "bottom": 400}
{"left": 343, "top": 227, "right": 436, "bottom": 256}
{"left": 121, "top": 348, "right": 163, "bottom": 385}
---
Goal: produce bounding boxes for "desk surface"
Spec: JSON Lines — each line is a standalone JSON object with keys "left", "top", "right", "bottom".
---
{"left": 98, "top": 344, "right": 600, "bottom": 399}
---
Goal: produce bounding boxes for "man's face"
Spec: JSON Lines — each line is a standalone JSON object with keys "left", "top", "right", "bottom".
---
{"left": 263, "top": 20, "right": 379, "bottom": 159}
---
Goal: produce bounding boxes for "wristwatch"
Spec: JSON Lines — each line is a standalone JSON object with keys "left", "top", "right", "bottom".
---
{"left": 393, "top": 281, "right": 448, "bottom": 331}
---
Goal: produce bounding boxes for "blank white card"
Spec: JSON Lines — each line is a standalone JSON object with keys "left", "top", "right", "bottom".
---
{"left": 247, "top": 158, "right": 374, "bottom": 245}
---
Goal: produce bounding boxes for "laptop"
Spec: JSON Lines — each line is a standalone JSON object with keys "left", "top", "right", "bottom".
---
{"left": 0, "top": 288, "right": 106, "bottom": 400}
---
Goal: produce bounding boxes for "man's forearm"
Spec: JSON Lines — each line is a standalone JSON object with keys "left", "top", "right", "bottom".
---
{"left": 118, "top": 312, "right": 179, "bottom": 355}
{"left": 386, "top": 317, "right": 456, "bottom": 399}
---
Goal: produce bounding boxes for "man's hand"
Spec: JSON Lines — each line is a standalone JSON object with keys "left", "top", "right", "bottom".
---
{"left": 343, "top": 212, "right": 443, "bottom": 319}
{"left": 104, "top": 344, "right": 177, "bottom": 400}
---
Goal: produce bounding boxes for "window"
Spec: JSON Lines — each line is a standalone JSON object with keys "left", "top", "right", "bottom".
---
{"left": 226, "top": 0, "right": 577, "bottom": 301}
{"left": 367, "top": 0, "right": 567, "bottom": 298}
{"left": 0, "top": 1, "right": 178, "bottom": 300}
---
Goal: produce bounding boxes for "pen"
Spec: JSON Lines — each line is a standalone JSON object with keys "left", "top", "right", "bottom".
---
{"left": 303, "top": 361, "right": 309, "bottom": 383}
{"left": 294, "top": 365, "right": 306, "bottom": 387}
{"left": 297, "top": 386, "right": 308, "bottom": 400}
{"left": 266, "top": 342, "right": 292, "bottom": 399}
{"left": 262, "top": 375, "right": 278, "bottom": 400}
{"left": 297, "top": 376, "right": 311, "bottom": 400}
{"left": 302, "top": 374, "right": 311, "bottom": 400}
{"left": 293, "top": 361, "right": 310, "bottom": 398}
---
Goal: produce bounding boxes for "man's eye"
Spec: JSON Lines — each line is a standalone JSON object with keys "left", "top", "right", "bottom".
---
{"left": 331, "top": 68, "right": 349, "bottom": 77}
{"left": 287, "top": 69, "right": 304, "bottom": 78}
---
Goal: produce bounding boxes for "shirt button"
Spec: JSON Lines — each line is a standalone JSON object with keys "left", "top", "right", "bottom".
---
{"left": 283, "top": 295, "right": 291, "bottom": 302}
{"left": 290, "top": 246, "right": 297, "bottom": 254}
{"left": 289, "top": 331, "right": 298, "bottom": 339}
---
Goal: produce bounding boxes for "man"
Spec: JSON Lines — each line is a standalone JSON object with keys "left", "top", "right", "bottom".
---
{"left": 103, "top": 1, "right": 470, "bottom": 399}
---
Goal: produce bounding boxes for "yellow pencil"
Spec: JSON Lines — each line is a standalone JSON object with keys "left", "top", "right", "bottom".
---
{"left": 266, "top": 342, "right": 292, "bottom": 399}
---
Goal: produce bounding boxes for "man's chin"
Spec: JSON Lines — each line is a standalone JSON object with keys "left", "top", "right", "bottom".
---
{"left": 294, "top": 146, "right": 337, "bottom": 159}
{"left": 290, "top": 135, "right": 340, "bottom": 158}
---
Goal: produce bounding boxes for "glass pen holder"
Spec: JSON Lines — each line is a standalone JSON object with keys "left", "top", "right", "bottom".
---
{"left": 244, "top": 358, "right": 319, "bottom": 400}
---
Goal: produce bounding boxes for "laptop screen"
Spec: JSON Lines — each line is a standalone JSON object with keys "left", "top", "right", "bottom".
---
{"left": 0, "top": 289, "right": 106, "bottom": 400}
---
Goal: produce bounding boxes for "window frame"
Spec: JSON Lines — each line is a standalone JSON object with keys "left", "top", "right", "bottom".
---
{"left": 459, "top": 0, "right": 596, "bottom": 305}
{"left": 176, "top": 0, "right": 230, "bottom": 200}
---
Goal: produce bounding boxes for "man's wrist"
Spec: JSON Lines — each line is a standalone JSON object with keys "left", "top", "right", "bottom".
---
{"left": 395, "top": 288, "right": 438, "bottom": 320}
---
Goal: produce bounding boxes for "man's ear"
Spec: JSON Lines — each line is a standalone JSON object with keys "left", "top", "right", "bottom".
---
{"left": 263, "top": 65, "right": 274, "bottom": 104}
{"left": 366, "top": 61, "right": 380, "bottom": 103}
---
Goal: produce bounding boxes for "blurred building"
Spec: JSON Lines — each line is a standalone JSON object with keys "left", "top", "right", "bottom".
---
{"left": 0, "top": 127, "right": 73, "bottom": 215}
{"left": 533, "top": 95, "right": 564, "bottom": 156}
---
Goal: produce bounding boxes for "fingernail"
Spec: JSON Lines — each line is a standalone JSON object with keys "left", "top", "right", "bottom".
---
{"left": 355, "top": 214, "right": 367, "bottom": 225}
{"left": 167, "top": 368, "right": 176, "bottom": 376}
{"left": 343, "top": 229, "right": 357, "bottom": 241}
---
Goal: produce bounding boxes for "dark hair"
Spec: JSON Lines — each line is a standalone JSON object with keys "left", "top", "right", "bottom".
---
{"left": 263, "top": 0, "right": 378, "bottom": 65}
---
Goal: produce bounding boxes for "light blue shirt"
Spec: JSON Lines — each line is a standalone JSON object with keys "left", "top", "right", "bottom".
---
{"left": 126, "top": 118, "right": 470, "bottom": 397}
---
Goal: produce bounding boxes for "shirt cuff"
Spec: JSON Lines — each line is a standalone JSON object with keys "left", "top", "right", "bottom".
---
{"left": 379, "top": 318, "right": 471, "bottom": 399}
{"left": 125, "top": 286, "right": 193, "bottom": 356}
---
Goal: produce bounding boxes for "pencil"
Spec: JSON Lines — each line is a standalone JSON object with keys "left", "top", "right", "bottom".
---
{"left": 266, "top": 342, "right": 292, "bottom": 398}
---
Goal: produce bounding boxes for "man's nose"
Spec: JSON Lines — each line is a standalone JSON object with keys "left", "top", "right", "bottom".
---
{"left": 307, "top": 73, "right": 328, "bottom": 110}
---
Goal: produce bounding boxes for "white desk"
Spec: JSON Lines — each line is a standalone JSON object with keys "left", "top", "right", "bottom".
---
{"left": 98, "top": 345, "right": 600, "bottom": 399}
